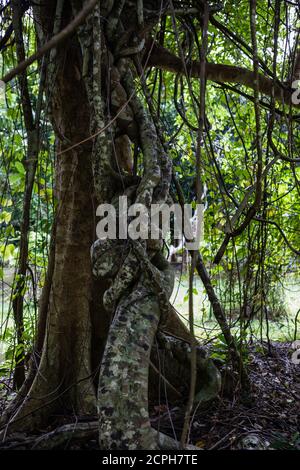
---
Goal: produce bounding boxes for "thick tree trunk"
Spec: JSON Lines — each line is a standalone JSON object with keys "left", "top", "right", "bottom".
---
{"left": 1, "top": 1, "right": 222, "bottom": 449}
{"left": 2, "top": 6, "right": 99, "bottom": 430}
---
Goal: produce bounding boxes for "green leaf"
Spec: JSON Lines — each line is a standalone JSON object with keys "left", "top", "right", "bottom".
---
{"left": 15, "top": 161, "right": 25, "bottom": 175}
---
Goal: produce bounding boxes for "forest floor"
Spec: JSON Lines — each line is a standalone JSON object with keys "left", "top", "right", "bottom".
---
{"left": 0, "top": 268, "right": 299, "bottom": 449}
{"left": 151, "top": 341, "right": 300, "bottom": 450}
{"left": 0, "top": 341, "right": 299, "bottom": 450}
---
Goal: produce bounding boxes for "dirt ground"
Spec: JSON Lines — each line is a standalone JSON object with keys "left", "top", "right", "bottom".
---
{"left": 151, "top": 341, "right": 300, "bottom": 450}
{"left": 0, "top": 341, "right": 299, "bottom": 450}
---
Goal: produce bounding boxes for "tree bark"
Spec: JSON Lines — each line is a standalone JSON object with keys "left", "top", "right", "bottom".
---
{"left": 1, "top": 4, "right": 99, "bottom": 431}
{"left": 1, "top": 1, "right": 222, "bottom": 449}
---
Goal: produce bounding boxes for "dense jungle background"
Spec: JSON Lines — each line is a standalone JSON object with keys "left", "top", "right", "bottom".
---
{"left": 0, "top": 0, "right": 299, "bottom": 451}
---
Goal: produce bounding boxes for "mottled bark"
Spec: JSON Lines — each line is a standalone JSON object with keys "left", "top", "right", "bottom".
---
{"left": 91, "top": 240, "right": 175, "bottom": 450}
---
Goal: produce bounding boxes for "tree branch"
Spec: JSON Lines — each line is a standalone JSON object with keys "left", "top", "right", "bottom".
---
{"left": 146, "top": 42, "right": 298, "bottom": 108}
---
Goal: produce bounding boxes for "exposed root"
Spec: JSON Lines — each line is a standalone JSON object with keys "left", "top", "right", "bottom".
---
{"left": 0, "top": 421, "right": 189, "bottom": 450}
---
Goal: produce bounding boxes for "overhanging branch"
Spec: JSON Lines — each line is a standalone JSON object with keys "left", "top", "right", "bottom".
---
{"left": 146, "top": 42, "right": 299, "bottom": 109}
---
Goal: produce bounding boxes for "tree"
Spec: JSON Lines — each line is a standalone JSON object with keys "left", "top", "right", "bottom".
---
{"left": 0, "top": 0, "right": 299, "bottom": 450}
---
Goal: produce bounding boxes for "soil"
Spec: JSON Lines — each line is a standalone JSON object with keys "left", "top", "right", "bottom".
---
{"left": 151, "top": 341, "right": 300, "bottom": 450}
{"left": 0, "top": 341, "right": 299, "bottom": 450}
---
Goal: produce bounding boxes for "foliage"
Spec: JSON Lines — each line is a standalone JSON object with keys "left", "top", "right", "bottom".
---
{"left": 0, "top": 0, "right": 300, "bottom": 374}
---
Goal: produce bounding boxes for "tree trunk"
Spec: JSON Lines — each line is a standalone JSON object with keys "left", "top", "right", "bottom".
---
{"left": 1, "top": 1, "right": 221, "bottom": 449}
{"left": 2, "top": 4, "right": 99, "bottom": 430}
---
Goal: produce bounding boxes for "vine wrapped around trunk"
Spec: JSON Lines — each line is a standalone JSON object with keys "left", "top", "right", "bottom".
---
{"left": 92, "top": 240, "right": 175, "bottom": 449}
